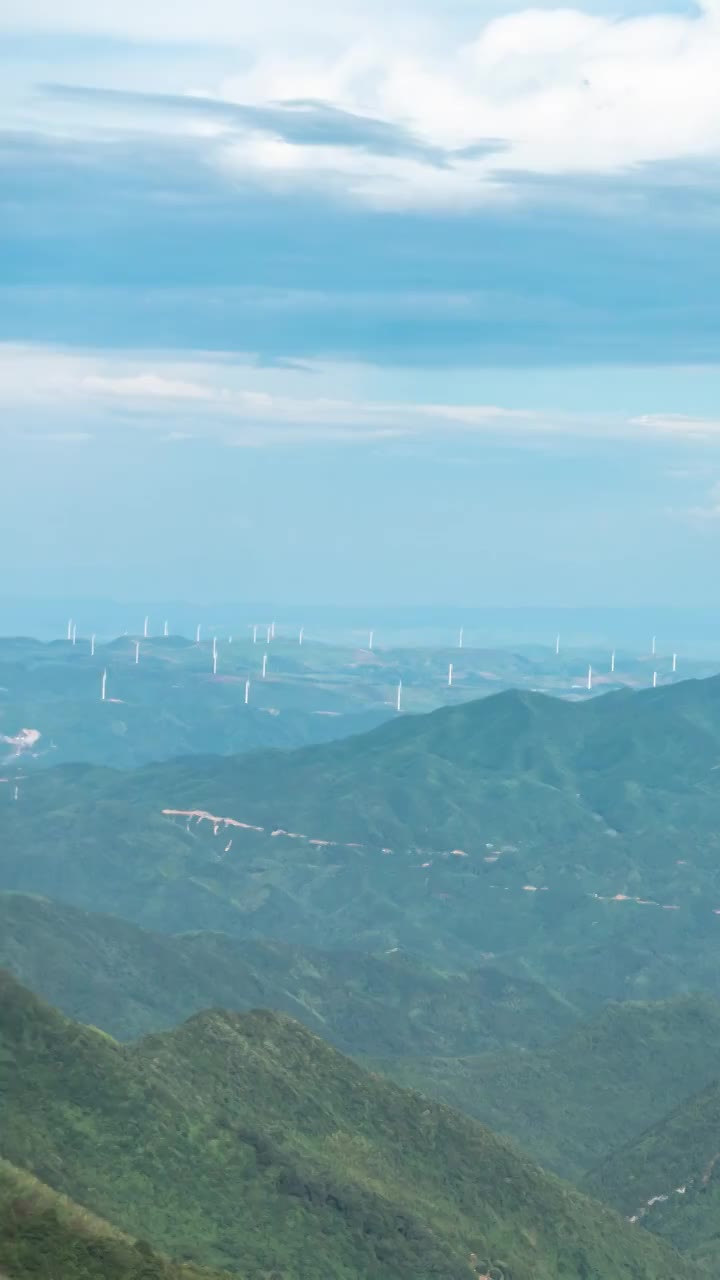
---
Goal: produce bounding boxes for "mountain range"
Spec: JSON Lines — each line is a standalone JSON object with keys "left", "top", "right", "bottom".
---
{"left": 4, "top": 677, "right": 720, "bottom": 999}
{"left": 0, "top": 970, "right": 702, "bottom": 1280}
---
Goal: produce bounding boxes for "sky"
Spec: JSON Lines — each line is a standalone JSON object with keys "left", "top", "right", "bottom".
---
{"left": 4, "top": 0, "right": 720, "bottom": 606}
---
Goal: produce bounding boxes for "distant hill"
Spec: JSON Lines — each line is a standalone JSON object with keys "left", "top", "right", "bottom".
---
{"left": 0, "top": 971, "right": 702, "bottom": 1280}
{"left": 4, "top": 632, "right": 707, "bottom": 773}
{"left": 0, "top": 1158, "right": 227, "bottom": 1280}
{"left": 372, "top": 996, "right": 720, "bottom": 1181}
{"left": 0, "top": 892, "right": 583, "bottom": 1053}
{"left": 3, "top": 678, "right": 720, "bottom": 995}
{"left": 583, "top": 1073, "right": 720, "bottom": 1272}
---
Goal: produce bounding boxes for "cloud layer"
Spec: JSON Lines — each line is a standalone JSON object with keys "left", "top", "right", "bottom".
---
{"left": 6, "top": 343, "right": 720, "bottom": 449}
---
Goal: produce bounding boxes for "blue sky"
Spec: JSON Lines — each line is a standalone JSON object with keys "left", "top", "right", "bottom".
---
{"left": 3, "top": 0, "right": 720, "bottom": 605}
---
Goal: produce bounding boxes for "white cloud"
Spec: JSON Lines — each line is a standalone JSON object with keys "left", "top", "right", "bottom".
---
{"left": 5, "top": 342, "right": 720, "bottom": 449}
{"left": 630, "top": 413, "right": 720, "bottom": 439}
{"left": 9, "top": 2, "right": 720, "bottom": 208}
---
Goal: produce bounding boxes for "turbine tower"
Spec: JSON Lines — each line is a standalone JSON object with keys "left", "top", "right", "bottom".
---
{"left": 143, "top": 616, "right": 149, "bottom": 639}
{"left": 196, "top": 624, "right": 202, "bottom": 643}
{"left": 91, "top": 634, "right": 96, "bottom": 658}
{"left": 67, "top": 619, "right": 73, "bottom": 641}
{"left": 672, "top": 653, "right": 677, "bottom": 673}
{"left": 653, "top": 670, "right": 658, "bottom": 688}
{"left": 587, "top": 664, "right": 593, "bottom": 691}
{"left": 611, "top": 650, "right": 615, "bottom": 674}
{"left": 368, "top": 630, "right": 374, "bottom": 651}
{"left": 651, "top": 635, "right": 657, "bottom": 657}
{"left": 396, "top": 679, "right": 403, "bottom": 712}
{"left": 101, "top": 669, "right": 107, "bottom": 702}
{"left": 448, "top": 663, "right": 453, "bottom": 688}
{"left": 262, "top": 653, "right": 268, "bottom": 680}
{"left": 244, "top": 679, "right": 250, "bottom": 705}
{"left": 72, "top": 624, "right": 77, "bottom": 646}
{"left": 253, "top": 625, "right": 258, "bottom": 645}
{"left": 134, "top": 641, "right": 140, "bottom": 665}
{"left": 299, "top": 627, "right": 305, "bottom": 646}
{"left": 164, "top": 620, "right": 169, "bottom": 637}
{"left": 458, "top": 627, "right": 464, "bottom": 649}
{"left": 555, "top": 633, "right": 560, "bottom": 656}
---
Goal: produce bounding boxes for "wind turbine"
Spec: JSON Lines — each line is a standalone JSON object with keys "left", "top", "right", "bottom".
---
{"left": 196, "top": 624, "right": 202, "bottom": 643}
{"left": 266, "top": 625, "right": 271, "bottom": 645}
{"left": 672, "top": 653, "right": 677, "bottom": 673}
{"left": 299, "top": 627, "right": 305, "bottom": 646}
{"left": 262, "top": 653, "right": 268, "bottom": 680}
{"left": 368, "top": 630, "right": 374, "bottom": 651}
{"left": 458, "top": 627, "right": 464, "bottom": 649}
{"left": 134, "top": 641, "right": 140, "bottom": 665}
{"left": 253, "top": 625, "right": 258, "bottom": 645}
{"left": 448, "top": 663, "right": 454, "bottom": 688}
{"left": 67, "top": 619, "right": 73, "bottom": 641}
{"left": 91, "top": 634, "right": 96, "bottom": 658}
{"left": 164, "top": 620, "right": 169, "bottom": 638}
{"left": 555, "top": 633, "right": 560, "bottom": 656}
{"left": 71, "top": 624, "right": 77, "bottom": 646}
{"left": 101, "top": 669, "right": 107, "bottom": 702}
{"left": 611, "top": 650, "right": 615, "bottom": 674}
{"left": 651, "top": 635, "right": 657, "bottom": 657}
{"left": 271, "top": 621, "right": 276, "bottom": 640}
{"left": 244, "top": 679, "right": 250, "bottom": 705}
{"left": 587, "top": 665, "right": 593, "bottom": 691}
{"left": 143, "top": 616, "right": 149, "bottom": 639}
{"left": 653, "top": 671, "right": 658, "bottom": 688}
{"left": 396, "top": 679, "right": 403, "bottom": 712}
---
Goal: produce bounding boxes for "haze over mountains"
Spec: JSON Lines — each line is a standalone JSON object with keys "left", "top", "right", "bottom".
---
{"left": 5, "top": 659, "right": 720, "bottom": 1276}
{"left": 4, "top": 675, "right": 720, "bottom": 995}
{"left": 0, "top": 630, "right": 711, "bottom": 770}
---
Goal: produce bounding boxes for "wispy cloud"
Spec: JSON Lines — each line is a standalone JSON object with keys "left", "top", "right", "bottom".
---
{"left": 5, "top": 343, "right": 720, "bottom": 449}
{"left": 43, "top": 84, "right": 505, "bottom": 168}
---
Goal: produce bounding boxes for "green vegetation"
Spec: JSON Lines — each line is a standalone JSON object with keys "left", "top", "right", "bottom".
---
{"left": 0, "top": 892, "right": 583, "bottom": 1052}
{"left": 372, "top": 996, "right": 720, "bottom": 1180}
{"left": 0, "top": 1159, "right": 228, "bottom": 1280}
{"left": 4, "top": 678, "right": 720, "bottom": 998}
{"left": 583, "top": 1073, "right": 720, "bottom": 1272}
{"left": 0, "top": 971, "right": 701, "bottom": 1280}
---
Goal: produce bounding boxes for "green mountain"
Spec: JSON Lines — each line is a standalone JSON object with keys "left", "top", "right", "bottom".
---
{"left": 0, "top": 1158, "right": 228, "bottom": 1280}
{"left": 583, "top": 1073, "right": 720, "bottom": 1272}
{"left": 4, "top": 632, "right": 707, "bottom": 773}
{"left": 0, "top": 971, "right": 701, "bottom": 1280}
{"left": 372, "top": 996, "right": 720, "bottom": 1181}
{"left": 0, "top": 892, "right": 582, "bottom": 1053}
{"left": 3, "top": 678, "right": 720, "bottom": 995}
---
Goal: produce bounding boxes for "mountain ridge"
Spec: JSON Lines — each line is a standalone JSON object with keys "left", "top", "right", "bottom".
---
{"left": 0, "top": 970, "right": 703, "bottom": 1280}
